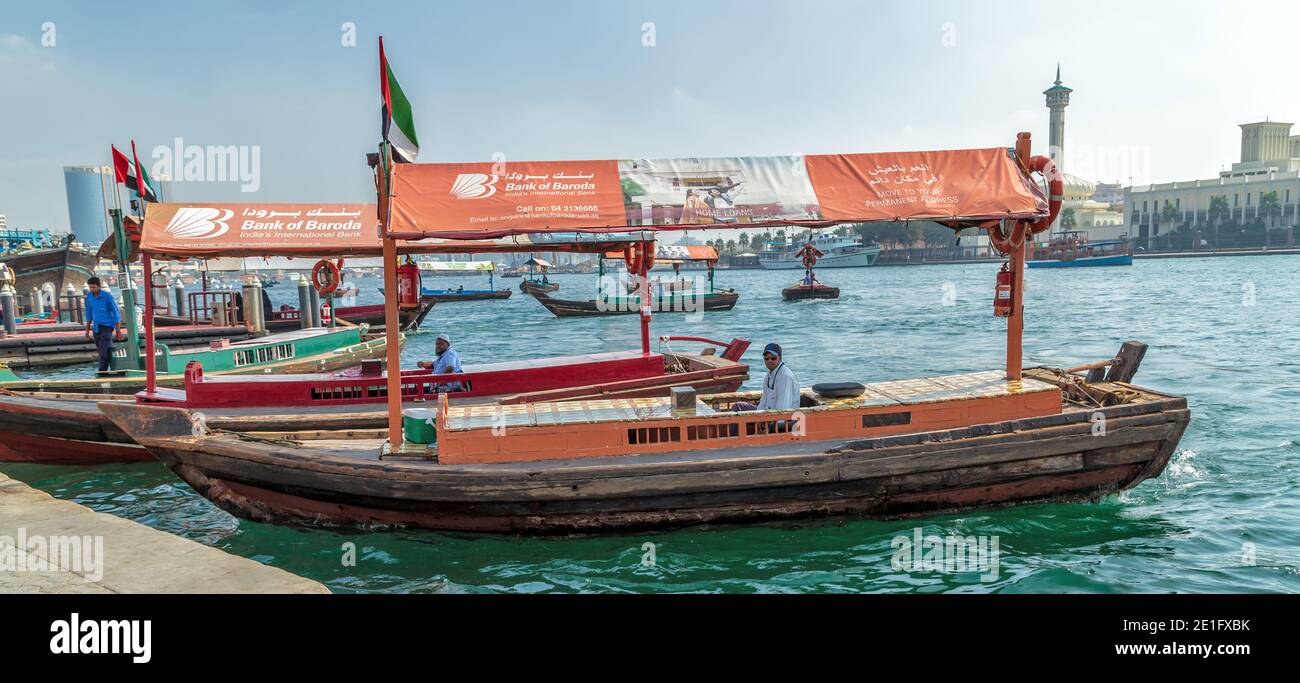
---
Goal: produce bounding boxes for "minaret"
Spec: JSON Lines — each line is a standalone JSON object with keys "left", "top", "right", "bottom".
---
{"left": 1044, "top": 64, "right": 1072, "bottom": 233}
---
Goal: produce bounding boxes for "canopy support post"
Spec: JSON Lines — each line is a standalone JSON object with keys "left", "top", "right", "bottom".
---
{"left": 382, "top": 236, "right": 403, "bottom": 447}
{"left": 639, "top": 253, "right": 651, "bottom": 355}
{"left": 109, "top": 209, "right": 141, "bottom": 371}
{"left": 1006, "top": 232, "right": 1025, "bottom": 380}
{"left": 142, "top": 251, "right": 157, "bottom": 395}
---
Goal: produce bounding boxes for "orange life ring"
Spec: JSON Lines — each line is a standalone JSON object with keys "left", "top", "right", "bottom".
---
{"left": 623, "top": 242, "right": 656, "bottom": 274}
{"left": 987, "top": 221, "right": 1027, "bottom": 255}
{"left": 1027, "top": 155, "right": 1063, "bottom": 235}
{"left": 312, "top": 259, "right": 341, "bottom": 295}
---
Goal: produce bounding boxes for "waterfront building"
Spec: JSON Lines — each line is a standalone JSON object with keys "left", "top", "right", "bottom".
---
{"left": 63, "top": 165, "right": 113, "bottom": 246}
{"left": 1126, "top": 121, "right": 1300, "bottom": 249}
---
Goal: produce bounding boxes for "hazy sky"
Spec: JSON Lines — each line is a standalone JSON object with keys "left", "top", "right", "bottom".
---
{"left": 3, "top": 0, "right": 1298, "bottom": 231}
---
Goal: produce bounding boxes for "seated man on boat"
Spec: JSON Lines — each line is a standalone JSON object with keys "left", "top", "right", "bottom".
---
{"left": 83, "top": 276, "right": 124, "bottom": 372}
{"left": 732, "top": 343, "right": 800, "bottom": 412}
{"left": 417, "top": 333, "right": 464, "bottom": 391}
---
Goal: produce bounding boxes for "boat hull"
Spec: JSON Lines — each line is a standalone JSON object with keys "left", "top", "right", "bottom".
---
{"left": 782, "top": 284, "right": 840, "bottom": 300}
{"left": 0, "top": 246, "right": 98, "bottom": 313}
{"left": 530, "top": 290, "right": 739, "bottom": 317}
{"left": 1027, "top": 254, "right": 1133, "bottom": 268}
{"left": 424, "top": 289, "right": 512, "bottom": 302}
{"left": 519, "top": 281, "right": 560, "bottom": 294}
{"left": 265, "top": 299, "right": 434, "bottom": 333}
{"left": 101, "top": 389, "right": 1189, "bottom": 533}
{"left": 0, "top": 349, "right": 745, "bottom": 464}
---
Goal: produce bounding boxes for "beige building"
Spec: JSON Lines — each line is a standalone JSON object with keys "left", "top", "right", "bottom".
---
{"left": 1126, "top": 121, "right": 1300, "bottom": 247}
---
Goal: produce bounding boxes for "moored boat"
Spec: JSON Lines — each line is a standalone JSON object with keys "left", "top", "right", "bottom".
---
{"left": 1028, "top": 230, "right": 1133, "bottom": 268}
{"left": 528, "top": 244, "right": 739, "bottom": 317}
{"left": 99, "top": 349, "right": 1189, "bottom": 533}
{"left": 0, "top": 336, "right": 747, "bottom": 464}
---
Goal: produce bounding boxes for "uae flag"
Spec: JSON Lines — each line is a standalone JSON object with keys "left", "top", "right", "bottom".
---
{"left": 111, "top": 144, "right": 157, "bottom": 202}
{"left": 379, "top": 37, "right": 419, "bottom": 163}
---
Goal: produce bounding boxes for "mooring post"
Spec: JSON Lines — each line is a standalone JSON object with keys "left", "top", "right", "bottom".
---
{"left": 297, "top": 276, "right": 312, "bottom": 329}
{"left": 173, "top": 280, "right": 187, "bottom": 318}
{"left": 0, "top": 285, "right": 16, "bottom": 336}
{"left": 307, "top": 283, "right": 321, "bottom": 328}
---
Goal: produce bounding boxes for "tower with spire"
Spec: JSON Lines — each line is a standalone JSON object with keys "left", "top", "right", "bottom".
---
{"left": 1044, "top": 64, "right": 1072, "bottom": 233}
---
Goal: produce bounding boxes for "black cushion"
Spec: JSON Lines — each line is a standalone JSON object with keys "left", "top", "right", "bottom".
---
{"left": 812, "top": 382, "right": 866, "bottom": 398}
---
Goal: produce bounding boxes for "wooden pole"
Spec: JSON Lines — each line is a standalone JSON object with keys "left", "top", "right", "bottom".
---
{"left": 1006, "top": 231, "right": 1025, "bottom": 380}
{"left": 143, "top": 251, "right": 157, "bottom": 394}
{"left": 638, "top": 245, "right": 651, "bottom": 354}
{"left": 382, "top": 236, "right": 402, "bottom": 447}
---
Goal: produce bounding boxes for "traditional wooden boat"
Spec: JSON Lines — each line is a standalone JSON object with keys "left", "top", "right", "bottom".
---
{"left": 264, "top": 299, "right": 434, "bottom": 333}
{"left": 100, "top": 344, "right": 1190, "bottom": 533}
{"left": 530, "top": 289, "right": 738, "bottom": 317}
{"left": 0, "top": 336, "right": 747, "bottom": 464}
{"left": 0, "top": 327, "right": 393, "bottom": 394}
{"left": 0, "top": 235, "right": 99, "bottom": 307}
{"left": 423, "top": 287, "right": 512, "bottom": 302}
{"left": 529, "top": 245, "right": 738, "bottom": 317}
{"left": 782, "top": 283, "right": 840, "bottom": 300}
{"left": 520, "top": 280, "right": 560, "bottom": 294}
{"left": 518, "top": 256, "right": 559, "bottom": 294}
{"left": 782, "top": 235, "right": 841, "bottom": 300}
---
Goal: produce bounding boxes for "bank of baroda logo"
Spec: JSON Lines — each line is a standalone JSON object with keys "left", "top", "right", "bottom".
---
{"left": 450, "top": 173, "right": 498, "bottom": 199}
{"left": 164, "top": 207, "right": 233, "bottom": 239}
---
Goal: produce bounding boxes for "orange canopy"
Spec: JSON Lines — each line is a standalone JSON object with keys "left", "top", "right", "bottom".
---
{"left": 136, "top": 202, "right": 655, "bottom": 259}
{"left": 385, "top": 147, "right": 1047, "bottom": 240}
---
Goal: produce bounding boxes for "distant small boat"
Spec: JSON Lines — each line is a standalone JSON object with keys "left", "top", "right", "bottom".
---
{"left": 782, "top": 283, "right": 840, "bottom": 300}
{"left": 520, "top": 280, "right": 560, "bottom": 294}
{"left": 1028, "top": 231, "right": 1133, "bottom": 268}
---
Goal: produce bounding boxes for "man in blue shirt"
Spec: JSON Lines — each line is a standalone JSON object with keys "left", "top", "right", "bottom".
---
{"left": 83, "top": 277, "right": 124, "bottom": 372}
{"left": 417, "top": 333, "right": 464, "bottom": 391}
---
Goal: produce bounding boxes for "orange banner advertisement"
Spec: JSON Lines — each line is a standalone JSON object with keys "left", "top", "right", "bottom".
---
{"left": 390, "top": 160, "right": 626, "bottom": 239}
{"left": 385, "top": 147, "right": 1047, "bottom": 239}
{"left": 804, "top": 148, "right": 1046, "bottom": 223}
{"left": 140, "top": 203, "right": 381, "bottom": 258}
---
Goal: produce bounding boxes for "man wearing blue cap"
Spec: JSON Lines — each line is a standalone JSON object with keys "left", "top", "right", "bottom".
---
{"left": 732, "top": 342, "right": 800, "bottom": 411}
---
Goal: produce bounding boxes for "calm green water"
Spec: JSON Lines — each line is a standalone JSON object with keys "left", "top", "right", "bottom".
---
{"left": 4, "top": 255, "right": 1299, "bottom": 593}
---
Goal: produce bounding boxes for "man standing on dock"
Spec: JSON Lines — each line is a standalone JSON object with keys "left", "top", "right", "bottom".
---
{"left": 83, "top": 277, "right": 124, "bottom": 372}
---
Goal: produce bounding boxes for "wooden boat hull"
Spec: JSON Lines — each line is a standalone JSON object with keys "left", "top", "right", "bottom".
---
{"left": 519, "top": 281, "right": 560, "bottom": 294}
{"left": 0, "top": 245, "right": 98, "bottom": 312}
{"left": 530, "top": 290, "right": 739, "bottom": 317}
{"left": 1027, "top": 254, "right": 1133, "bottom": 268}
{"left": 0, "top": 332, "right": 394, "bottom": 395}
{"left": 265, "top": 299, "right": 435, "bottom": 333}
{"left": 0, "top": 349, "right": 744, "bottom": 464}
{"left": 423, "top": 289, "right": 512, "bottom": 303}
{"left": 782, "top": 284, "right": 840, "bottom": 300}
{"left": 100, "top": 382, "right": 1189, "bottom": 534}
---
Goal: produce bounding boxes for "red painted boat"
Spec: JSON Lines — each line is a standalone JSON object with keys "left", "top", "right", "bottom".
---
{"left": 0, "top": 336, "right": 749, "bottom": 464}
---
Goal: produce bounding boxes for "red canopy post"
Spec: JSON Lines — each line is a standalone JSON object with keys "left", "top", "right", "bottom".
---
{"left": 1006, "top": 132, "right": 1035, "bottom": 381}
{"left": 142, "top": 251, "right": 157, "bottom": 394}
{"left": 638, "top": 248, "right": 651, "bottom": 354}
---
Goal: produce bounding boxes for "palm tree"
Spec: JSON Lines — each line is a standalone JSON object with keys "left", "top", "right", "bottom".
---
{"left": 1208, "top": 195, "right": 1229, "bottom": 249}
{"left": 1159, "top": 201, "right": 1180, "bottom": 249}
{"left": 738, "top": 232, "right": 750, "bottom": 251}
{"left": 1260, "top": 191, "right": 1281, "bottom": 248}
{"left": 1060, "top": 207, "right": 1077, "bottom": 230}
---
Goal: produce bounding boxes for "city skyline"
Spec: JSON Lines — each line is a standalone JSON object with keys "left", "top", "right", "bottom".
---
{"left": 3, "top": 0, "right": 1299, "bottom": 232}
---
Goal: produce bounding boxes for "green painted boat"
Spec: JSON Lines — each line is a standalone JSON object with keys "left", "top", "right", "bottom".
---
{"left": 1, "top": 327, "right": 397, "bottom": 395}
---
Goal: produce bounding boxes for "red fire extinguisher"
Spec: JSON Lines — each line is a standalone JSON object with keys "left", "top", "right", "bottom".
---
{"left": 320, "top": 300, "right": 333, "bottom": 326}
{"left": 994, "top": 262, "right": 1013, "bottom": 317}
{"left": 396, "top": 256, "right": 422, "bottom": 310}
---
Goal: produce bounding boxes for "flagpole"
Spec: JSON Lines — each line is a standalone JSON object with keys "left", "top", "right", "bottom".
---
{"left": 380, "top": 141, "right": 404, "bottom": 453}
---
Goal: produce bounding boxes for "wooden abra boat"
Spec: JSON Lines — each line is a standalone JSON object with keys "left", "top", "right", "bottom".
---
{"left": 1028, "top": 230, "right": 1133, "bottom": 268}
{"left": 528, "top": 244, "right": 739, "bottom": 317}
{"left": 100, "top": 346, "right": 1190, "bottom": 533}
{"left": 518, "top": 256, "right": 559, "bottom": 294}
{"left": 0, "top": 337, "right": 748, "bottom": 464}
{"left": 0, "top": 327, "right": 393, "bottom": 394}
{"left": 530, "top": 289, "right": 738, "bottom": 317}
{"left": 782, "top": 283, "right": 840, "bottom": 300}
{"left": 265, "top": 299, "right": 434, "bottom": 333}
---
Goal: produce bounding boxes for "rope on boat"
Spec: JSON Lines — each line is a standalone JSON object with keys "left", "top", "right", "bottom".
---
{"left": 1044, "top": 368, "right": 1141, "bottom": 408}
{"left": 209, "top": 427, "right": 304, "bottom": 448}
